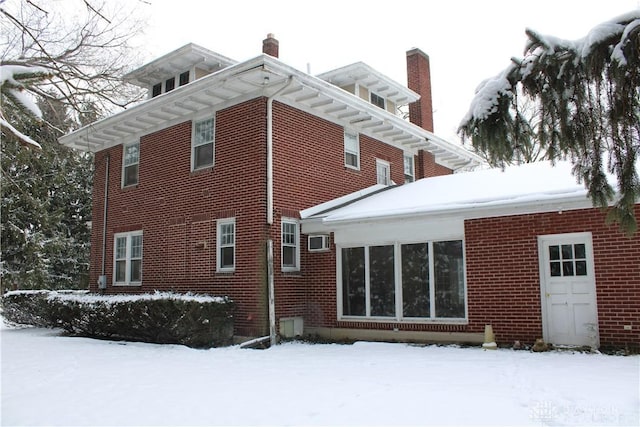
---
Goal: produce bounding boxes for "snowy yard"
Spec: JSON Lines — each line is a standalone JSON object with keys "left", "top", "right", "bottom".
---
{"left": 1, "top": 323, "right": 638, "bottom": 427}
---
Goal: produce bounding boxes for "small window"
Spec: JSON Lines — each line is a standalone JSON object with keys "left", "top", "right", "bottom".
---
{"left": 344, "top": 130, "right": 359, "bottom": 169}
{"left": 404, "top": 154, "right": 415, "bottom": 183}
{"left": 192, "top": 117, "right": 215, "bottom": 170}
{"left": 165, "top": 77, "right": 175, "bottom": 92}
{"left": 114, "top": 231, "right": 143, "bottom": 285}
{"left": 217, "top": 218, "right": 235, "bottom": 272}
{"left": 122, "top": 142, "right": 139, "bottom": 187}
{"left": 152, "top": 83, "right": 162, "bottom": 98}
{"left": 549, "top": 243, "right": 587, "bottom": 277}
{"left": 376, "top": 159, "right": 391, "bottom": 185}
{"left": 281, "top": 218, "right": 300, "bottom": 271}
{"left": 179, "top": 71, "right": 190, "bottom": 86}
{"left": 370, "top": 92, "right": 385, "bottom": 109}
{"left": 308, "top": 235, "right": 330, "bottom": 252}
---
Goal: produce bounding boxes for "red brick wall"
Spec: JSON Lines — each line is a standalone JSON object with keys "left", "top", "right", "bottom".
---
{"left": 465, "top": 206, "right": 640, "bottom": 348}
{"left": 416, "top": 149, "right": 452, "bottom": 179}
{"left": 90, "top": 98, "right": 271, "bottom": 336}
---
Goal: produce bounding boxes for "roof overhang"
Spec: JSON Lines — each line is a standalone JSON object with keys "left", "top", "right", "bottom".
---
{"left": 316, "top": 62, "right": 419, "bottom": 106}
{"left": 60, "top": 55, "right": 482, "bottom": 170}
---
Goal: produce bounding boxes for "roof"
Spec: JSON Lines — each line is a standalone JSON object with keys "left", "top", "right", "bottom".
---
{"left": 123, "top": 43, "right": 238, "bottom": 87}
{"left": 60, "top": 51, "right": 482, "bottom": 170}
{"left": 316, "top": 62, "right": 419, "bottom": 106}
{"left": 305, "top": 161, "right": 616, "bottom": 225}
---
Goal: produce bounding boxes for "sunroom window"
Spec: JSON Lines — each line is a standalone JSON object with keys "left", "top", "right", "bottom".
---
{"left": 340, "top": 240, "right": 466, "bottom": 320}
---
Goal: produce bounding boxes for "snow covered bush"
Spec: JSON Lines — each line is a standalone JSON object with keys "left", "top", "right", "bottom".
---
{"left": 1, "top": 291, "right": 234, "bottom": 348}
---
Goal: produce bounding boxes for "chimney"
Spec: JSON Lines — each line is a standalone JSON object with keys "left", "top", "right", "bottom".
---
{"left": 262, "top": 33, "right": 279, "bottom": 58}
{"left": 406, "top": 48, "right": 434, "bottom": 132}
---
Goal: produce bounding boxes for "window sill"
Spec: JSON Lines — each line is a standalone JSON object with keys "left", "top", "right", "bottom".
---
{"left": 338, "top": 316, "right": 468, "bottom": 325}
{"left": 121, "top": 184, "right": 139, "bottom": 191}
{"left": 112, "top": 283, "right": 142, "bottom": 287}
{"left": 344, "top": 165, "right": 360, "bottom": 172}
{"left": 191, "top": 165, "right": 214, "bottom": 176}
{"left": 216, "top": 269, "right": 235, "bottom": 275}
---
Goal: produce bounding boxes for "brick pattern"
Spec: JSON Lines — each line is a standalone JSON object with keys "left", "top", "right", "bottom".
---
{"left": 465, "top": 206, "right": 640, "bottom": 348}
{"left": 406, "top": 48, "right": 434, "bottom": 132}
{"left": 416, "top": 149, "right": 452, "bottom": 179}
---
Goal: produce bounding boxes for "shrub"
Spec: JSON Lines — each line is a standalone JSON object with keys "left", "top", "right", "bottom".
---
{"left": 1, "top": 291, "right": 234, "bottom": 348}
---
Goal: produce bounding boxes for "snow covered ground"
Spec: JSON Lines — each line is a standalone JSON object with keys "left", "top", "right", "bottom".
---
{"left": 1, "top": 322, "right": 638, "bottom": 427}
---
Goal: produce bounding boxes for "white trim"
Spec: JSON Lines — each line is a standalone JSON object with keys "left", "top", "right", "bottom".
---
{"left": 121, "top": 141, "right": 140, "bottom": 188}
{"left": 376, "top": 159, "right": 391, "bottom": 185}
{"left": 281, "top": 218, "right": 300, "bottom": 272}
{"left": 191, "top": 116, "right": 215, "bottom": 171}
{"left": 113, "top": 230, "right": 143, "bottom": 286}
{"left": 216, "top": 217, "right": 236, "bottom": 272}
{"left": 403, "top": 153, "right": 415, "bottom": 183}
{"left": 344, "top": 129, "right": 360, "bottom": 170}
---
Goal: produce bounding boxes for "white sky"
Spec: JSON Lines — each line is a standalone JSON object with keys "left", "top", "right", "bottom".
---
{"left": 133, "top": 0, "right": 639, "bottom": 143}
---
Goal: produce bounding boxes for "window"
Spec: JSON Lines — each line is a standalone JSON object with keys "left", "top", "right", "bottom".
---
{"left": 114, "top": 231, "right": 143, "bottom": 285}
{"left": 165, "top": 77, "right": 175, "bottom": 92}
{"left": 217, "top": 218, "right": 235, "bottom": 272}
{"left": 192, "top": 117, "right": 214, "bottom": 170}
{"left": 370, "top": 92, "right": 386, "bottom": 109}
{"left": 281, "top": 218, "right": 299, "bottom": 271}
{"left": 179, "top": 71, "right": 190, "bottom": 86}
{"left": 344, "top": 130, "right": 359, "bottom": 169}
{"left": 340, "top": 240, "right": 466, "bottom": 320}
{"left": 308, "top": 235, "right": 330, "bottom": 252}
{"left": 404, "top": 154, "right": 415, "bottom": 183}
{"left": 376, "top": 159, "right": 390, "bottom": 185}
{"left": 549, "top": 243, "right": 587, "bottom": 277}
{"left": 122, "top": 142, "right": 139, "bottom": 187}
{"left": 152, "top": 83, "right": 162, "bottom": 98}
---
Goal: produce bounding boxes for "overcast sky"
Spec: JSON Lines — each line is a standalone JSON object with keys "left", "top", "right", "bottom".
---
{"left": 134, "top": 0, "right": 639, "bottom": 143}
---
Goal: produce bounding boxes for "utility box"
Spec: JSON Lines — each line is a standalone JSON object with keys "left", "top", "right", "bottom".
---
{"left": 279, "top": 317, "right": 303, "bottom": 338}
{"left": 97, "top": 275, "right": 107, "bottom": 289}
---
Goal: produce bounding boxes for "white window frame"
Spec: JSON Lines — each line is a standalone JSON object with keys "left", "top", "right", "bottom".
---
{"left": 344, "top": 130, "right": 360, "bottom": 170}
{"left": 370, "top": 92, "right": 386, "bottom": 110}
{"left": 403, "top": 153, "right": 415, "bottom": 183}
{"left": 376, "top": 159, "right": 391, "bottom": 185}
{"left": 113, "top": 230, "right": 143, "bottom": 286}
{"left": 122, "top": 141, "right": 140, "bottom": 187}
{"left": 281, "top": 218, "right": 300, "bottom": 272}
{"left": 337, "top": 239, "right": 467, "bottom": 323}
{"left": 191, "top": 116, "right": 215, "bottom": 171}
{"left": 217, "top": 218, "right": 235, "bottom": 272}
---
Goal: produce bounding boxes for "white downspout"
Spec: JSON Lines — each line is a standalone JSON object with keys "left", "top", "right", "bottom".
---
{"left": 266, "top": 76, "right": 294, "bottom": 225}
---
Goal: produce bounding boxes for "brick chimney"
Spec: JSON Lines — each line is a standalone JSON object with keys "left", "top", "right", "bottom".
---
{"left": 262, "top": 33, "right": 279, "bottom": 58}
{"left": 406, "top": 48, "right": 434, "bottom": 132}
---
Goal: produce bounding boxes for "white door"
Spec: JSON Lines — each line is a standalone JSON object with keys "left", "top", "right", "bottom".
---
{"left": 538, "top": 233, "right": 599, "bottom": 347}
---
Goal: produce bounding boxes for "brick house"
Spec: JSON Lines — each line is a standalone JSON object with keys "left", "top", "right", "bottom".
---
{"left": 60, "top": 36, "right": 639, "bottom": 349}
{"left": 59, "top": 35, "right": 479, "bottom": 339}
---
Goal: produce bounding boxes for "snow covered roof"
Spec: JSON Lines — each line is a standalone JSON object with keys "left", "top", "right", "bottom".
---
{"left": 317, "top": 62, "right": 420, "bottom": 106}
{"left": 305, "top": 161, "right": 621, "bottom": 226}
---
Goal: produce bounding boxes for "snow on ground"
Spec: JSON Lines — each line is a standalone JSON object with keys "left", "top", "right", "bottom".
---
{"left": 1, "top": 322, "right": 638, "bottom": 427}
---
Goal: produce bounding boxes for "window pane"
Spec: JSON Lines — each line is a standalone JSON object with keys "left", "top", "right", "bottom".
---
{"left": 550, "top": 261, "right": 561, "bottom": 277}
{"left": 434, "top": 241, "right": 465, "bottom": 318}
{"left": 401, "top": 243, "right": 430, "bottom": 317}
{"left": 575, "top": 260, "right": 587, "bottom": 276}
{"left": 283, "top": 246, "right": 296, "bottom": 267}
{"left": 561, "top": 244, "right": 573, "bottom": 260}
{"left": 549, "top": 245, "right": 560, "bottom": 260}
{"left": 179, "top": 71, "right": 189, "bottom": 86}
{"left": 131, "top": 235, "right": 142, "bottom": 258}
{"left": 344, "top": 132, "right": 358, "bottom": 152}
{"left": 130, "top": 259, "right": 142, "bottom": 282}
{"left": 152, "top": 83, "right": 162, "bottom": 97}
{"left": 345, "top": 152, "right": 358, "bottom": 167}
{"left": 377, "top": 162, "right": 390, "bottom": 185}
{"left": 195, "top": 119, "right": 214, "bottom": 145}
{"left": 562, "top": 261, "right": 574, "bottom": 276}
{"left": 123, "top": 164, "right": 138, "bottom": 186}
{"left": 165, "top": 77, "right": 175, "bottom": 92}
{"left": 115, "top": 237, "right": 127, "bottom": 259}
{"left": 574, "top": 244, "right": 586, "bottom": 259}
{"left": 221, "top": 223, "right": 234, "bottom": 245}
{"left": 369, "top": 245, "right": 395, "bottom": 317}
{"left": 115, "top": 260, "right": 126, "bottom": 282}
{"left": 194, "top": 143, "right": 213, "bottom": 169}
{"left": 342, "top": 247, "right": 365, "bottom": 316}
{"left": 221, "top": 247, "right": 234, "bottom": 268}
{"left": 282, "top": 223, "right": 295, "bottom": 245}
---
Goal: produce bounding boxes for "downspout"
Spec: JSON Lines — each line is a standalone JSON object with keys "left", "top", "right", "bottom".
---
{"left": 265, "top": 76, "right": 294, "bottom": 346}
{"left": 99, "top": 154, "right": 110, "bottom": 293}
{"left": 266, "top": 76, "right": 294, "bottom": 225}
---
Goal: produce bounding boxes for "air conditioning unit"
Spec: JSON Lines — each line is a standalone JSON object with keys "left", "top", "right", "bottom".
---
{"left": 308, "top": 234, "right": 330, "bottom": 252}
{"left": 279, "top": 317, "right": 304, "bottom": 338}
